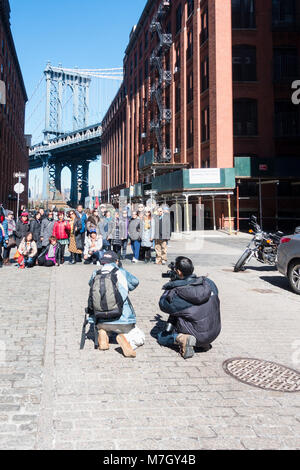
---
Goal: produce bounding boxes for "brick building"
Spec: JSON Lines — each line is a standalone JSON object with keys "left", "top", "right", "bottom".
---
{"left": 101, "top": 0, "right": 300, "bottom": 232}
{"left": 0, "top": 0, "right": 28, "bottom": 212}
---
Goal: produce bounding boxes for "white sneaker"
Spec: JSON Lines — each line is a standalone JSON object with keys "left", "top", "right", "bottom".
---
{"left": 132, "top": 258, "right": 139, "bottom": 263}
{"left": 97, "top": 261, "right": 101, "bottom": 266}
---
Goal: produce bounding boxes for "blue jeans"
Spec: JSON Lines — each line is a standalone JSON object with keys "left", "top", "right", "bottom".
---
{"left": 157, "top": 331, "right": 178, "bottom": 347}
{"left": 24, "top": 257, "right": 35, "bottom": 268}
{"left": 131, "top": 240, "right": 141, "bottom": 260}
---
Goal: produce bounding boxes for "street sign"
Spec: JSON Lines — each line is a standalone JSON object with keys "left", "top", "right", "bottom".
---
{"left": 14, "top": 172, "right": 26, "bottom": 178}
{"left": 259, "top": 165, "right": 268, "bottom": 171}
{"left": 145, "top": 190, "right": 158, "bottom": 196}
{"left": 14, "top": 183, "right": 25, "bottom": 194}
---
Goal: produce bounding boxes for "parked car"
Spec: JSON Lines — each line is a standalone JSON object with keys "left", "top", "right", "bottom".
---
{"left": 277, "top": 234, "right": 300, "bottom": 294}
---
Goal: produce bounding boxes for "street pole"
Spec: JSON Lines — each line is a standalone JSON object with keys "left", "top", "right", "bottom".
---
{"left": 16, "top": 176, "right": 21, "bottom": 222}
{"left": 212, "top": 196, "right": 216, "bottom": 231}
{"left": 259, "top": 178, "right": 263, "bottom": 230}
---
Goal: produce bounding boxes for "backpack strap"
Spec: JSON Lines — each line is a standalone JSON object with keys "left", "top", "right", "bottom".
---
{"left": 110, "top": 267, "right": 125, "bottom": 311}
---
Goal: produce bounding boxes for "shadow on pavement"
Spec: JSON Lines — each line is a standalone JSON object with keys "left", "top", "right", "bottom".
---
{"left": 260, "top": 275, "right": 292, "bottom": 293}
{"left": 245, "top": 265, "right": 278, "bottom": 272}
{"left": 150, "top": 314, "right": 166, "bottom": 340}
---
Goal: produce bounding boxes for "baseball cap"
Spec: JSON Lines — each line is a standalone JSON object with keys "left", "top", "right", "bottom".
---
{"left": 100, "top": 251, "right": 119, "bottom": 265}
{"left": 89, "top": 229, "right": 97, "bottom": 234}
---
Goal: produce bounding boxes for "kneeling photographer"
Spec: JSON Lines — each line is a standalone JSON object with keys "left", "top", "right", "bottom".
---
{"left": 158, "top": 257, "right": 221, "bottom": 359}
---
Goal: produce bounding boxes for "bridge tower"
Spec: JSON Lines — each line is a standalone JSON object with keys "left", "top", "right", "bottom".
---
{"left": 41, "top": 63, "right": 93, "bottom": 206}
{"left": 44, "top": 63, "right": 91, "bottom": 141}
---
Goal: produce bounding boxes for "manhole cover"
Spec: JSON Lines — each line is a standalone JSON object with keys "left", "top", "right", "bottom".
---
{"left": 223, "top": 358, "right": 300, "bottom": 393}
{"left": 251, "top": 289, "right": 274, "bottom": 294}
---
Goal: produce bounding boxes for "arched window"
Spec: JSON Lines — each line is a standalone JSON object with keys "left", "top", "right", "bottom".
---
{"left": 233, "top": 45, "right": 257, "bottom": 81}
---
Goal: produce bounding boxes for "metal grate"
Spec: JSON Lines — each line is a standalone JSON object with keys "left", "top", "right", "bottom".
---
{"left": 223, "top": 358, "right": 300, "bottom": 393}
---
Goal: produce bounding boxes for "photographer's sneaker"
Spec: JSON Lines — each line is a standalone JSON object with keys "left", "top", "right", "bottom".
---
{"left": 98, "top": 329, "right": 109, "bottom": 350}
{"left": 116, "top": 334, "right": 136, "bottom": 358}
{"left": 176, "top": 334, "right": 196, "bottom": 359}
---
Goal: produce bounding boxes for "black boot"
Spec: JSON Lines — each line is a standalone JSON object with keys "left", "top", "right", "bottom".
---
{"left": 69, "top": 253, "right": 76, "bottom": 265}
{"left": 75, "top": 254, "right": 82, "bottom": 263}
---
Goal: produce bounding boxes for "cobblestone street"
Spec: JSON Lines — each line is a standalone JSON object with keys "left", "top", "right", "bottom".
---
{"left": 0, "top": 234, "right": 300, "bottom": 450}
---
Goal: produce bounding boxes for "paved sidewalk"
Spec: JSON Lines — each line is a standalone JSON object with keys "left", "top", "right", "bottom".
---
{"left": 0, "top": 238, "right": 299, "bottom": 450}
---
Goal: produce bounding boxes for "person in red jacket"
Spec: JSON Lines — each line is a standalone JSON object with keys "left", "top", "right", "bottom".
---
{"left": 52, "top": 211, "right": 71, "bottom": 264}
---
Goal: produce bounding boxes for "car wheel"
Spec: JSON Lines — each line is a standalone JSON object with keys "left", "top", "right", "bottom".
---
{"left": 288, "top": 261, "right": 300, "bottom": 295}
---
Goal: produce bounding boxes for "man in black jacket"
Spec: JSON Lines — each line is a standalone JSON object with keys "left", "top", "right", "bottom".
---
{"left": 158, "top": 257, "right": 221, "bottom": 359}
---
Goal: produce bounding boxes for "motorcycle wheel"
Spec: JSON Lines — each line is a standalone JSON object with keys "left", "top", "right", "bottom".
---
{"left": 288, "top": 261, "right": 300, "bottom": 295}
{"left": 234, "top": 249, "right": 252, "bottom": 272}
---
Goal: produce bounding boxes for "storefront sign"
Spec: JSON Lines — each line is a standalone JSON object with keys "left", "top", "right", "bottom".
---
{"left": 189, "top": 168, "right": 221, "bottom": 185}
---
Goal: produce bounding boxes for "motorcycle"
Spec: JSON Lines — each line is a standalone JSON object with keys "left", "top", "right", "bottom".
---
{"left": 234, "top": 216, "right": 284, "bottom": 272}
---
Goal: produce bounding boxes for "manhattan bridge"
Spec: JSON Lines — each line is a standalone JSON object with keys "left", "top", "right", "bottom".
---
{"left": 28, "top": 63, "right": 123, "bottom": 206}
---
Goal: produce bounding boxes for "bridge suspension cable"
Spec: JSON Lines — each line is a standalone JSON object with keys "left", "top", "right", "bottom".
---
{"left": 27, "top": 74, "right": 45, "bottom": 103}
{"left": 25, "top": 93, "right": 46, "bottom": 125}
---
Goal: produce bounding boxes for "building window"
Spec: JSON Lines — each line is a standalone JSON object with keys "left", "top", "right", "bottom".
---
{"left": 187, "top": 117, "right": 193, "bottom": 148}
{"left": 176, "top": 4, "right": 182, "bottom": 34}
{"left": 186, "top": 29, "right": 193, "bottom": 60}
{"left": 232, "top": 0, "right": 256, "bottom": 29}
{"left": 139, "top": 41, "right": 143, "bottom": 60}
{"left": 272, "top": 0, "right": 296, "bottom": 29}
{"left": 144, "top": 59, "right": 148, "bottom": 79}
{"left": 275, "top": 101, "right": 299, "bottom": 136}
{"left": 274, "top": 48, "right": 298, "bottom": 81}
{"left": 233, "top": 45, "right": 257, "bottom": 81}
{"left": 175, "top": 126, "right": 181, "bottom": 151}
{"left": 200, "top": 9, "right": 208, "bottom": 44}
{"left": 175, "top": 84, "right": 181, "bottom": 113}
{"left": 201, "top": 107, "right": 210, "bottom": 142}
{"left": 187, "top": 72, "right": 193, "bottom": 104}
{"left": 145, "top": 32, "right": 148, "bottom": 49}
{"left": 202, "top": 158, "right": 210, "bottom": 169}
{"left": 187, "top": 0, "right": 194, "bottom": 18}
{"left": 234, "top": 99, "right": 258, "bottom": 136}
{"left": 175, "top": 45, "right": 181, "bottom": 70}
{"left": 201, "top": 56, "right": 209, "bottom": 92}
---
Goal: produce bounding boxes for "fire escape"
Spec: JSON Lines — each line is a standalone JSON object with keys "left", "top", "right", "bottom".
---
{"left": 149, "top": 0, "right": 172, "bottom": 163}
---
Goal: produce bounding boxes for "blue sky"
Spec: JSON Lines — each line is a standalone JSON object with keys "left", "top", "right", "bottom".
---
{"left": 10, "top": 0, "right": 147, "bottom": 195}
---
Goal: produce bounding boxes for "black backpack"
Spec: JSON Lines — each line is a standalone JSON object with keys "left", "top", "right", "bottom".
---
{"left": 89, "top": 267, "right": 124, "bottom": 322}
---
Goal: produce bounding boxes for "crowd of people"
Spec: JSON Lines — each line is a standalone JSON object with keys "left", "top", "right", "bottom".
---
{"left": 0, "top": 203, "right": 221, "bottom": 361}
{"left": 0, "top": 202, "right": 172, "bottom": 269}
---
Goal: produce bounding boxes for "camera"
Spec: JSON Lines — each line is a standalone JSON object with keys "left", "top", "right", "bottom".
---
{"left": 161, "top": 262, "right": 178, "bottom": 281}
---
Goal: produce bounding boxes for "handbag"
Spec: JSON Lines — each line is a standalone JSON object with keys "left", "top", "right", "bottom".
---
{"left": 7, "top": 236, "right": 16, "bottom": 249}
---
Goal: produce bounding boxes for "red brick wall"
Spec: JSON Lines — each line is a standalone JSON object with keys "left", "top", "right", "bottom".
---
{"left": 0, "top": 2, "right": 28, "bottom": 211}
